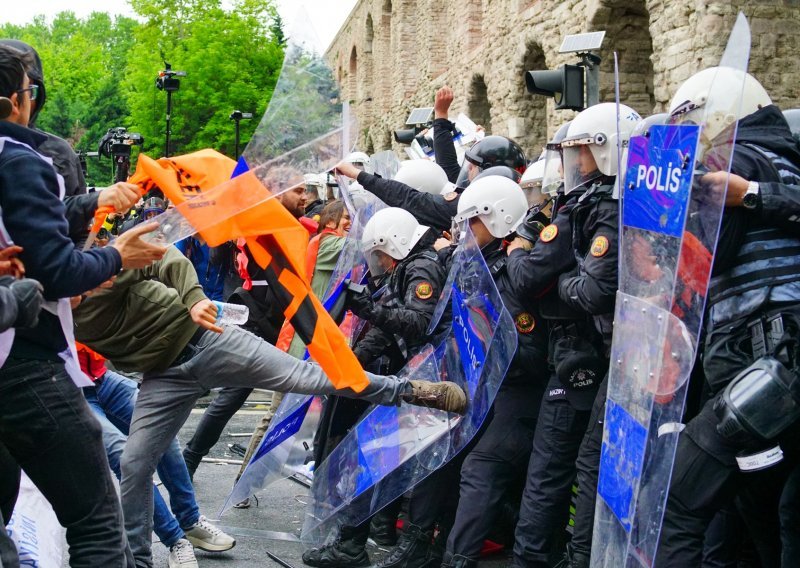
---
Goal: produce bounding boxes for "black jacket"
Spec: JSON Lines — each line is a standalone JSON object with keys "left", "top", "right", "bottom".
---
{"left": 0, "top": 121, "right": 121, "bottom": 359}
{"left": 433, "top": 118, "right": 461, "bottom": 184}
{"left": 355, "top": 243, "right": 446, "bottom": 370}
{"left": 357, "top": 171, "right": 458, "bottom": 232}
{"left": 712, "top": 105, "right": 800, "bottom": 275}
{"left": 507, "top": 195, "right": 580, "bottom": 299}
{"left": 441, "top": 239, "right": 549, "bottom": 388}
{"left": 36, "top": 130, "right": 100, "bottom": 245}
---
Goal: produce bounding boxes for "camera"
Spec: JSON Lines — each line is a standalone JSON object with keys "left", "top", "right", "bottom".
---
{"left": 98, "top": 127, "right": 144, "bottom": 159}
{"left": 155, "top": 62, "right": 186, "bottom": 92}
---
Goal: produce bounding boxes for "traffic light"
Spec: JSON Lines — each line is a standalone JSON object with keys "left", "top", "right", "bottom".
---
{"left": 525, "top": 64, "right": 585, "bottom": 111}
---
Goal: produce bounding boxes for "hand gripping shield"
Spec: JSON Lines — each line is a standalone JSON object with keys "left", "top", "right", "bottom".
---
{"left": 592, "top": 14, "right": 751, "bottom": 566}
{"left": 300, "top": 225, "right": 517, "bottom": 546}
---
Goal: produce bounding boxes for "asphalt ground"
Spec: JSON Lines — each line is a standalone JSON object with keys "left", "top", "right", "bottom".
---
{"left": 61, "top": 390, "right": 513, "bottom": 567}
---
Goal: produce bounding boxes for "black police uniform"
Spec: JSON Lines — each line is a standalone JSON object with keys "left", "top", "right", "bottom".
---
{"left": 507, "top": 182, "right": 617, "bottom": 568}
{"left": 441, "top": 239, "right": 550, "bottom": 568}
{"left": 556, "top": 183, "right": 619, "bottom": 565}
{"left": 303, "top": 236, "right": 446, "bottom": 568}
{"left": 656, "top": 105, "right": 800, "bottom": 567}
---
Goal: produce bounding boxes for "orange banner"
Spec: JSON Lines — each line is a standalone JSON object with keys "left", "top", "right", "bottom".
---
{"left": 129, "top": 150, "right": 369, "bottom": 392}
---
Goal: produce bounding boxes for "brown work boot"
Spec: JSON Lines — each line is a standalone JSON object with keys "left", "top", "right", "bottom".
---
{"left": 402, "top": 381, "right": 467, "bottom": 414}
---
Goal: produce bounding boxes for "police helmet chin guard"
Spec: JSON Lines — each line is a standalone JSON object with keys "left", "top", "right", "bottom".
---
{"left": 668, "top": 67, "right": 771, "bottom": 142}
{"left": 361, "top": 207, "right": 430, "bottom": 277}
{"left": 454, "top": 175, "right": 528, "bottom": 239}
{"left": 561, "top": 102, "right": 641, "bottom": 195}
{"left": 393, "top": 159, "right": 449, "bottom": 194}
{"left": 456, "top": 135, "right": 527, "bottom": 189}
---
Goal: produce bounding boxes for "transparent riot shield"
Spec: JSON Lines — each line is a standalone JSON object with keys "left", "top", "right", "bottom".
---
{"left": 592, "top": 13, "right": 751, "bottom": 566}
{"left": 369, "top": 150, "right": 402, "bottom": 181}
{"left": 301, "top": 225, "right": 517, "bottom": 545}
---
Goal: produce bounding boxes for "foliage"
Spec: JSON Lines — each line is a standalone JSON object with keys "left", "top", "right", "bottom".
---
{"left": 0, "top": 0, "right": 285, "bottom": 186}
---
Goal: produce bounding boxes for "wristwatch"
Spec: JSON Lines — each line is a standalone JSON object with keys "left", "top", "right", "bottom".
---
{"left": 742, "top": 181, "right": 760, "bottom": 210}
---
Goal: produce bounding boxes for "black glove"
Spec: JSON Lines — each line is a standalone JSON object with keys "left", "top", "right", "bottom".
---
{"left": 345, "top": 283, "right": 377, "bottom": 321}
{"left": 516, "top": 209, "right": 548, "bottom": 243}
{"left": 11, "top": 278, "right": 44, "bottom": 329}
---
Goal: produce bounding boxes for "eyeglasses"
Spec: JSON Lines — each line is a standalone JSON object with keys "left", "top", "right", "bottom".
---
{"left": 16, "top": 85, "right": 38, "bottom": 102}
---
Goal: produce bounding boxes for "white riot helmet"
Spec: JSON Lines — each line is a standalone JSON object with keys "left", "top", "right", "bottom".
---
{"left": 454, "top": 175, "right": 528, "bottom": 239}
{"left": 394, "top": 160, "right": 449, "bottom": 194}
{"left": 669, "top": 67, "right": 771, "bottom": 142}
{"left": 561, "top": 102, "right": 641, "bottom": 195}
{"left": 520, "top": 153, "right": 547, "bottom": 208}
{"left": 362, "top": 207, "right": 430, "bottom": 276}
{"left": 346, "top": 151, "right": 371, "bottom": 172}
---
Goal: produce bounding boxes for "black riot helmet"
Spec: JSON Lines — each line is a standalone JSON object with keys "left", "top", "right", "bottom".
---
{"left": 472, "top": 165, "right": 521, "bottom": 184}
{"left": 0, "top": 39, "right": 46, "bottom": 127}
{"left": 457, "top": 135, "right": 527, "bottom": 188}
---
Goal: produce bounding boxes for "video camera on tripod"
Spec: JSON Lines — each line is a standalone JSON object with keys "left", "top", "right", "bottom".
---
{"left": 98, "top": 127, "right": 144, "bottom": 183}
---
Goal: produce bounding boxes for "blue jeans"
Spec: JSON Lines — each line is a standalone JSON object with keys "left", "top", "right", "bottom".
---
{"left": 83, "top": 371, "right": 199, "bottom": 553}
{"left": 121, "top": 326, "right": 409, "bottom": 566}
{"left": 0, "top": 359, "right": 132, "bottom": 567}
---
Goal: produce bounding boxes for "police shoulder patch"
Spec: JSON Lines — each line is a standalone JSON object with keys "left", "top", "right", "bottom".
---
{"left": 443, "top": 191, "right": 459, "bottom": 202}
{"left": 415, "top": 282, "right": 434, "bottom": 300}
{"left": 540, "top": 224, "right": 558, "bottom": 243}
{"left": 515, "top": 312, "right": 535, "bottom": 334}
{"left": 590, "top": 235, "right": 610, "bottom": 257}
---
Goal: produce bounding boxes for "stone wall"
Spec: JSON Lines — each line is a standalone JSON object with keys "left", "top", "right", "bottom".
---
{"left": 326, "top": 0, "right": 800, "bottom": 159}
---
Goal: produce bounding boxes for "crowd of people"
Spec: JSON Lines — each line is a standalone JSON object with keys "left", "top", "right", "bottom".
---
{"left": 0, "top": 24, "right": 799, "bottom": 568}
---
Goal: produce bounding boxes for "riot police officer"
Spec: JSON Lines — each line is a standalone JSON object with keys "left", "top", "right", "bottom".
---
{"left": 427, "top": 175, "right": 550, "bottom": 568}
{"left": 303, "top": 207, "right": 447, "bottom": 568}
{"left": 506, "top": 104, "right": 641, "bottom": 568}
{"left": 656, "top": 69, "right": 800, "bottom": 567}
{"left": 335, "top": 136, "right": 527, "bottom": 233}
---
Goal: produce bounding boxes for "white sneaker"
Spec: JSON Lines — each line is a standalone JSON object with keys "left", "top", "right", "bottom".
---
{"left": 184, "top": 515, "right": 236, "bottom": 552}
{"left": 168, "top": 539, "right": 199, "bottom": 568}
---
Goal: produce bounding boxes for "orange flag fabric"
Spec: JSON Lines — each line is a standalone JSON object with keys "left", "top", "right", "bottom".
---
{"left": 129, "top": 149, "right": 369, "bottom": 392}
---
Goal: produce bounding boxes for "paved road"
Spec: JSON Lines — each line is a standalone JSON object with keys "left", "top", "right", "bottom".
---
{"left": 60, "top": 390, "right": 513, "bottom": 567}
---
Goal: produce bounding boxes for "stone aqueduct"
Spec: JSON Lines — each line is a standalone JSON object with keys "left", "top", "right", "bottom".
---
{"left": 326, "top": 0, "right": 800, "bottom": 158}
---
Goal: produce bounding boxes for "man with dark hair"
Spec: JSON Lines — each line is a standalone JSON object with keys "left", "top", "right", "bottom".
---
{"left": 0, "top": 44, "right": 166, "bottom": 568}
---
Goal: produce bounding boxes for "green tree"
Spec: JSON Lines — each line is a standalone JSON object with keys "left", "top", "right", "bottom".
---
{"left": 126, "top": 0, "right": 285, "bottom": 158}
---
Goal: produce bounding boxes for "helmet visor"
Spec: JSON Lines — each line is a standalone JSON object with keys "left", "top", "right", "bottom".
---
{"left": 541, "top": 147, "right": 564, "bottom": 197}
{"left": 562, "top": 144, "right": 602, "bottom": 195}
{"left": 455, "top": 160, "right": 480, "bottom": 189}
{"left": 366, "top": 249, "right": 395, "bottom": 278}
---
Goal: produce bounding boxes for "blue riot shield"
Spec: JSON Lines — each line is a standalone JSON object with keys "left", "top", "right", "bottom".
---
{"left": 592, "top": 13, "right": 752, "bottom": 566}
{"left": 301, "top": 226, "right": 517, "bottom": 545}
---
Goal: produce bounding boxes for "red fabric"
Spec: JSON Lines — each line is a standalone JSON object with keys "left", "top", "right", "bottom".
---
{"left": 76, "top": 343, "right": 107, "bottom": 381}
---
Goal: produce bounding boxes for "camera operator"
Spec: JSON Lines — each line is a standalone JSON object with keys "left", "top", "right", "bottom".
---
{"left": 0, "top": 44, "right": 166, "bottom": 568}
{"left": 0, "top": 39, "right": 141, "bottom": 246}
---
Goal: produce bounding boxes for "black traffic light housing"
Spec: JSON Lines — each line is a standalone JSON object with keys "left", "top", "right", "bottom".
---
{"left": 525, "top": 64, "right": 585, "bottom": 111}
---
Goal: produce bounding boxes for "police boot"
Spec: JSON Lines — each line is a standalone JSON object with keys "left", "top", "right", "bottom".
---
{"left": 369, "top": 509, "right": 398, "bottom": 546}
{"left": 302, "top": 527, "right": 370, "bottom": 568}
{"left": 439, "top": 553, "right": 476, "bottom": 568}
{"left": 371, "top": 524, "right": 432, "bottom": 568}
{"left": 553, "top": 544, "right": 589, "bottom": 568}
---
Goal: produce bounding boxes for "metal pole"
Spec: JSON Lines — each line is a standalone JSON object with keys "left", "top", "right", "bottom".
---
{"left": 165, "top": 90, "right": 173, "bottom": 158}
{"left": 234, "top": 117, "right": 241, "bottom": 160}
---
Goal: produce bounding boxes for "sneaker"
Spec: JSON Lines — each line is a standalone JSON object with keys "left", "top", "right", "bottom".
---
{"left": 402, "top": 381, "right": 467, "bottom": 414}
{"left": 185, "top": 515, "right": 236, "bottom": 552}
{"left": 302, "top": 536, "right": 370, "bottom": 568}
{"left": 168, "top": 539, "right": 199, "bottom": 568}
